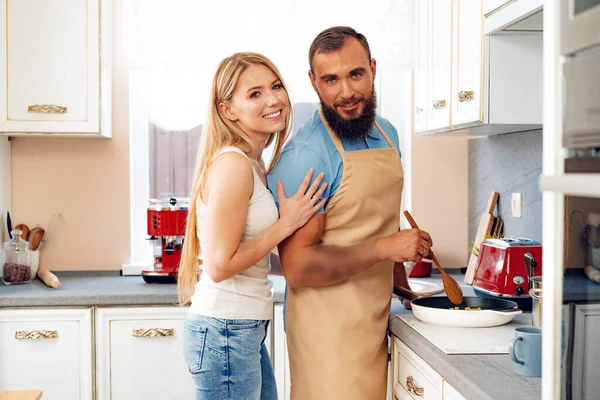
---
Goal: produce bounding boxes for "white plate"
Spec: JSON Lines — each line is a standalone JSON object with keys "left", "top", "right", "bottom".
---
{"left": 407, "top": 279, "right": 445, "bottom": 296}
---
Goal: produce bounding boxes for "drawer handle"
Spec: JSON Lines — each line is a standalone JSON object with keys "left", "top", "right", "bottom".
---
{"left": 406, "top": 375, "right": 424, "bottom": 397}
{"left": 458, "top": 90, "right": 474, "bottom": 102}
{"left": 432, "top": 100, "right": 446, "bottom": 109}
{"left": 15, "top": 330, "right": 58, "bottom": 340}
{"left": 28, "top": 104, "right": 68, "bottom": 114}
{"left": 132, "top": 328, "right": 174, "bottom": 337}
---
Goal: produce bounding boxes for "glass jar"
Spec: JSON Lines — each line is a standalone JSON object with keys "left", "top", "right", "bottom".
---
{"left": 2, "top": 229, "right": 33, "bottom": 285}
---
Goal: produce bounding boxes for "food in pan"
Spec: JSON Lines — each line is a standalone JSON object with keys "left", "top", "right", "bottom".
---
{"left": 448, "top": 306, "right": 482, "bottom": 310}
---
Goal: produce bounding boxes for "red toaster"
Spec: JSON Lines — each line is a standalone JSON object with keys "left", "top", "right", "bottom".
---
{"left": 472, "top": 238, "right": 542, "bottom": 308}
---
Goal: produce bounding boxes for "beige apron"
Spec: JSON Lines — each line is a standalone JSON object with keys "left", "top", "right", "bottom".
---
{"left": 286, "top": 110, "right": 404, "bottom": 400}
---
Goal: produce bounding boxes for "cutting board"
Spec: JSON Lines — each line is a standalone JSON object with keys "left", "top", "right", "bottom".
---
{"left": 464, "top": 192, "right": 499, "bottom": 285}
{"left": 397, "top": 313, "right": 532, "bottom": 354}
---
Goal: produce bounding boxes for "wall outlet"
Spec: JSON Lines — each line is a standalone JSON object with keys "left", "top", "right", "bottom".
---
{"left": 512, "top": 193, "right": 522, "bottom": 218}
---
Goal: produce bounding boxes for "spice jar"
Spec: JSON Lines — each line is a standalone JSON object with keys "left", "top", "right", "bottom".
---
{"left": 2, "top": 229, "right": 33, "bottom": 285}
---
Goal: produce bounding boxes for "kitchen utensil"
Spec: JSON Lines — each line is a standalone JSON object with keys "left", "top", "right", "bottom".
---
{"left": 14, "top": 224, "right": 30, "bottom": 241}
{"left": 509, "top": 327, "right": 542, "bottom": 377}
{"left": 6, "top": 211, "right": 12, "bottom": 239}
{"left": 464, "top": 192, "right": 499, "bottom": 284}
{"left": 530, "top": 288, "right": 542, "bottom": 327}
{"left": 403, "top": 210, "right": 463, "bottom": 305}
{"left": 38, "top": 268, "right": 60, "bottom": 288}
{"left": 472, "top": 238, "right": 542, "bottom": 310}
{"left": 38, "top": 212, "right": 64, "bottom": 251}
{"left": 410, "top": 297, "right": 522, "bottom": 328}
{"left": 28, "top": 227, "right": 45, "bottom": 251}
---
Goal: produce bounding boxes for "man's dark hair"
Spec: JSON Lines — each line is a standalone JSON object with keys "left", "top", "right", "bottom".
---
{"left": 308, "top": 26, "right": 372, "bottom": 73}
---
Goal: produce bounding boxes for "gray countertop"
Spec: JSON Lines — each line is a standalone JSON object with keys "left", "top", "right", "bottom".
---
{"left": 0, "top": 271, "right": 287, "bottom": 307}
{"left": 388, "top": 314, "right": 541, "bottom": 400}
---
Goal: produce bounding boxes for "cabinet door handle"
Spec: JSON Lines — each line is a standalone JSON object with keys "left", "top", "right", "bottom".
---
{"left": 28, "top": 104, "right": 68, "bottom": 114}
{"left": 15, "top": 330, "right": 58, "bottom": 340}
{"left": 406, "top": 375, "right": 424, "bottom": 397}
{"left": 416, "top": 106, "right": 424, "bottom": 113}
{"left": 432, "top": 100, "right": 447, "bottom": 109}
{"left": 458, "top": 91, "right": 474, "bottom": 102}
{"left": 132, "top": 328, "right": 174, "bottom": 337}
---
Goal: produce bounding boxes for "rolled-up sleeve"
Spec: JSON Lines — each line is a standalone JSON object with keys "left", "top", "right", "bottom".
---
{"left": 267, "top": 146, "right": 333, "bottom": 215}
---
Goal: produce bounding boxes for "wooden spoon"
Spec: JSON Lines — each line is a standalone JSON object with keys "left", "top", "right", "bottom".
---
{"left": 403, "top": 211, "right": 464, "bottom": 305}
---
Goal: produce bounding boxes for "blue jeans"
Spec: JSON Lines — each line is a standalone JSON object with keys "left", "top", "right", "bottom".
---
{"left": 183, "top": 314, "right": 278, "bottom": 400}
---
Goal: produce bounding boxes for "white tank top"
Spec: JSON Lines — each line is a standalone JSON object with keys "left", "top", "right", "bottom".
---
{"left": 189, "top": 146, "right": 279, "bottom": 320}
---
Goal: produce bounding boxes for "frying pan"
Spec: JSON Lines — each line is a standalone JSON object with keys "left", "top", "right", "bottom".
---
{"left": 410, "top": 296, "right": 522, "bottom": 328}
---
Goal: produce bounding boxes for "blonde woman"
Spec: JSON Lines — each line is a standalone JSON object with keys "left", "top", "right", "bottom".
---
{"left": 178, "top": 52, "right": 327, "bottom": 400}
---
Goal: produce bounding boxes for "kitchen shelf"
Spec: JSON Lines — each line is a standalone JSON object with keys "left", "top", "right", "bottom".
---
{"left": 539, "top": 173, "right": 600, "bottom": 198}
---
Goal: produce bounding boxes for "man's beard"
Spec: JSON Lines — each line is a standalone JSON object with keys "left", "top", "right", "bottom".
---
{"left": 320, "top": 90, "right": 377, "bottom": 142}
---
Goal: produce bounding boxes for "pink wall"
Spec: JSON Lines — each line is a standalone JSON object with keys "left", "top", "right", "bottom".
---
{"left": 10, "top": 2, "right": 130, "bottom": 271}
{"left": 410, "top": 135, "right": 469, "bottom": 269}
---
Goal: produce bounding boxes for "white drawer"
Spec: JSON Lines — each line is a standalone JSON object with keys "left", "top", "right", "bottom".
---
{"left": 393, "top": 337, "right": 442, "bottom": 400}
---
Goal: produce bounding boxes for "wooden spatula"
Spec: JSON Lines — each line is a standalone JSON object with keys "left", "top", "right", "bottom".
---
{"left": 403, "top": 211, "right": 464, "bottom": 305}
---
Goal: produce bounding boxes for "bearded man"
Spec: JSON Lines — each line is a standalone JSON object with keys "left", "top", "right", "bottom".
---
{"left": 267, "top": 26, "right": 433, "bottom": 400}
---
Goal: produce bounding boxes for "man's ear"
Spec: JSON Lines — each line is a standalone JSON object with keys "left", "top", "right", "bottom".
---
{"left": 370, "top": 58, "right": 377, "bottom": 80}
{"left": 308, "top": 70, "right": 317, "bottom": 93}
{"left": 219, "top": 102, "right": 237, "bottom": 122}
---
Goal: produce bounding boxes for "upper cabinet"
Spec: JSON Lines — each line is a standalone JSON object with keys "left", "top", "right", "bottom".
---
{"left": 0, "top": 0, "right": 111, "bottom": 137}
{"left": 414, "top": 0, "right": 543, "bottom": 136}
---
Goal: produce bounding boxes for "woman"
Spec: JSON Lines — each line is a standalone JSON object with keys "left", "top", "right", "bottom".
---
{"left": 178, "top": 52, "right": 327, "bottom": 400}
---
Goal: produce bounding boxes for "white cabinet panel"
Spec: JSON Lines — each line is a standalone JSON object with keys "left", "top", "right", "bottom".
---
{"left": 392, "top": 336, "right": 442, "bottom": 400}
{"left": 426, "top": 1, "right": 452, "bottom": 131}
{"left": 0, "top": 308, "right": 93, "bottom": 400}
{"left": 452, "top": 0, "right": 484, "bottom": 127}
{"left": 96, "top": 307, "right": 194, "bottom": 400}
{"left": 0, "top": 0, "right": 111, "bottom": 136}
{"left": 572, "top": 303, "right": 600, "bottom": 400}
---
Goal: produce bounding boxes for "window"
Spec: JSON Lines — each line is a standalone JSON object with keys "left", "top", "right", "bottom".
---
{"left": 125, "top": 0, "right": 416, "bottom": 270}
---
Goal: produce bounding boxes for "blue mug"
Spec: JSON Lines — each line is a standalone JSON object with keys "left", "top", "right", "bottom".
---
{"left": 508, "top": 327, "right": 542, "bottom": 377}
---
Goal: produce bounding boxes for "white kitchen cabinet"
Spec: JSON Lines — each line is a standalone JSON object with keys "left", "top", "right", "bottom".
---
{"left": 451, "top": 0, "right": 484, "bottom": 127}
{"left": 0, "top": 308, "right": 93, "bottom": 400}
{"left": 571, "top": 303, "right": 600, "bottom": 400}
{"left": 443, "top": 380, "right": 467, "bottom": 400}
{"left": 414, "top": 0, "right": 543, "bottom": 136}
{"left": 95, "top": 307, "right": 194, "bottom": 400}
{"left": 426, "top": 1, "right": 452, "bottom": 132}
{"left": 0, "top": 0, "right": 111, "bottom": 137}
{"left": 391, "top": 336, "right": 442, "bottom": 400}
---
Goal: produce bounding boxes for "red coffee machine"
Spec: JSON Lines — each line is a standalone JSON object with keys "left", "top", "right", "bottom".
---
{"left": 142, "top": 198, "right": 188, "bottom": 284}
{"left": 472, "top": 238, "right": 542, "bottom": 310}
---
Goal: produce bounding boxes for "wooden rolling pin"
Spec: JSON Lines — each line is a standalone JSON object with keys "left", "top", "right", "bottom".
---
{"left": 38, "top": 268, "right": 60, "bottom": 288}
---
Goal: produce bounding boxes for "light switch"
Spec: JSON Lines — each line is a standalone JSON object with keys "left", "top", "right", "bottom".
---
{"left": 512, "top": 193, "right": 522, "bottom": 218}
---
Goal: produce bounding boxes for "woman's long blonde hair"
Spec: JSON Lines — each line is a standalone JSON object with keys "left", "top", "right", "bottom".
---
{"left": 178, "top": 52, "right": 293, "bottom": 305}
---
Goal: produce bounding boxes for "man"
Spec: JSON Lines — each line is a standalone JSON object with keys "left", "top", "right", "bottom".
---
{"left": 267, "top": 26, "right": 432, "bottom": 399}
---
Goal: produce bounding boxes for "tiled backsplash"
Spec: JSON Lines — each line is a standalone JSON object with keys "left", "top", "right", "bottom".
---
{"left": 468, "top": 130, "right": 543, "bottom": 244}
